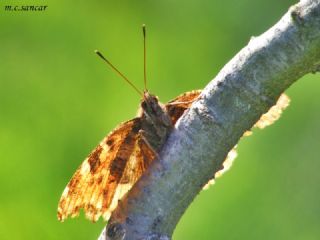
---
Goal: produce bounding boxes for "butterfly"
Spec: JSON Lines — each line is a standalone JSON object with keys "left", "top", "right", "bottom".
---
{"left": 57, "top": 25, "right": 290, "bottom": 222}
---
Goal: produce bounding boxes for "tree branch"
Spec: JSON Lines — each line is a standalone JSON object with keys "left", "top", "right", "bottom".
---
{"left": 99, "top": 0, "right": 320, "bottom": 239}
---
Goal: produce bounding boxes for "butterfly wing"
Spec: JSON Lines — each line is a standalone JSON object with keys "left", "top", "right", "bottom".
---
{"left": 166, "top": 90, "right": 289, "bottom": 129}
{"left": 57, "top": 118, "right": 155, "bottom": 222}
{"left": 166, "top": 90, "right": 290, "bottom": 189}
{"left": 58, "top": 90, "right": 289, "bottom": 221}
{"left": 165, "top": 90, "right": 202, "bottom": 124}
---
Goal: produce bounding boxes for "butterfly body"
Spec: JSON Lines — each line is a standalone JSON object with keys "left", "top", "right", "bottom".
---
{"left": 57, "top": 90, "right": 201, "bottom": 222}
{"left": 57, "top": 88, "right": 290, "bottom": 222}
{"left": 57, "top": 24, "right": 290, "bottom": 223}
{"left": 138, "top": 91, "right": 173, "bottom": 152}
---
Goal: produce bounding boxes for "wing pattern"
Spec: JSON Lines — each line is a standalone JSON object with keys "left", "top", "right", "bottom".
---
{"left": 57, "top": 118, "right": 155, "bottom": 222}
{"left": 166, "top": 90, "right": 202, "bottom": 124}
{"left": 58, "top": 90, "right": 290, "bottom": 221}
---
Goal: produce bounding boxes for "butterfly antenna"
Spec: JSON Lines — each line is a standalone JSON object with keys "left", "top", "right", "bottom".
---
{"left": 95, "top": 50, "right": 143, "bottom": 97}
{"left": 142, "top": 24, "right": 147, "bottom": 91}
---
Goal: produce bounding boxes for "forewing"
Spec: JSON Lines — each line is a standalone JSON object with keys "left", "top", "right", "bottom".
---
{"left": 100, "top": 137, "right": 156, "bottom": 221}
{"left": 165, "top": 90, "right": 202, "bottom": 124}
{"left": 57, "top": 118, "right": 147, "bottom": 222}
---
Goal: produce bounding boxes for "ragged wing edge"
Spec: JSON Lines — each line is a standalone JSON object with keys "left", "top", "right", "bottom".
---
{"left": 57, "top": 118, "right": 141, "bottom": 222}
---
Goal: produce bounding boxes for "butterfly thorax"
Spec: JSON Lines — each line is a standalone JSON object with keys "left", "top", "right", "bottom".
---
{"left": 57, "top": 89, "right": 203, "bottom": 222}
{"left": 138, "top": 91, "right": 173, "bottom": 153}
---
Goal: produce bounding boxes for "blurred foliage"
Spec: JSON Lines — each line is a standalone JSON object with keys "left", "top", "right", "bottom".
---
{"left": 1, "top": 0, "right": 320, "bottom": 239}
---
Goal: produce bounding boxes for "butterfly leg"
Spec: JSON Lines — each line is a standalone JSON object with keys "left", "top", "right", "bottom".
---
{"left": 166, "top": 99, "right": 195, "bottom": 106}
{"left": 138, "top": 129, "right": 159, "bottom": 159}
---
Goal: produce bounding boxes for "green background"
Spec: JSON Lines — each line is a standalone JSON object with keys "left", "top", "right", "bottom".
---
{"left": 1, "top": 0, "right": 320, "bottom": 239}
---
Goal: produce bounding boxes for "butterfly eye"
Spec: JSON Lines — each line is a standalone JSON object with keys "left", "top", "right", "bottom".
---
{"left": 141, "top": 101, "right": 147, "bottom": 109}
{"left": 152, "top": 96, "right": 158, "bottom": 103}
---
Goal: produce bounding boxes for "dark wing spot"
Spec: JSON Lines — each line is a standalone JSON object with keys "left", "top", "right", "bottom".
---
{"left": 109, "top": 144, "right": 115, "bottom": 151}
{"left": 109, "top": 157, "right": 127, "bottom": 176}
{"left": 97, "top": 176, "right": 103, "bottom": 184}
{"left": 68, "top": 177, "right": 80, "bottom": 193}
{"left": 87, "top": 204, "right": 98, "bottom": 214}
{"left": 59, "top": 198, "right": 66, "bottom": 208}
{"left": 166, "top": 90, "right": 201, "bottom": 124}
{"left": 106, "top": 139, "right": 114, "bottom": 146}
{"left": 103, "top": 189, "right": 108, "bottom": 199}
{"left": 74, "top": 206, "right": 80, "bottom": 212}
{"left": 167, "top": 106, "right": 185, "bottom": 124}
{"left": 88, "top": 146, "right": 103, "bottom": 172}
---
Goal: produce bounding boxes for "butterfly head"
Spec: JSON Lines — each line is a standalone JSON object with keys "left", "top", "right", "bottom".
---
{"left": 141, "top": 90, "right": 160, "bottom": 113}
{"left": 139, "top": 91, "right": 172, "bottom": 127}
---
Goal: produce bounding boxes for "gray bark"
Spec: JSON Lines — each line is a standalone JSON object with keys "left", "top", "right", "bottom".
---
{"left": 99, "top": 0, "right": 320, "bottom": 239}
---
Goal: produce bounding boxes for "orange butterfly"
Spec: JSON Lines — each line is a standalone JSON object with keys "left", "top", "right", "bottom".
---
{"left": 57, "top": 25, "right": 289, "bottom": 222}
